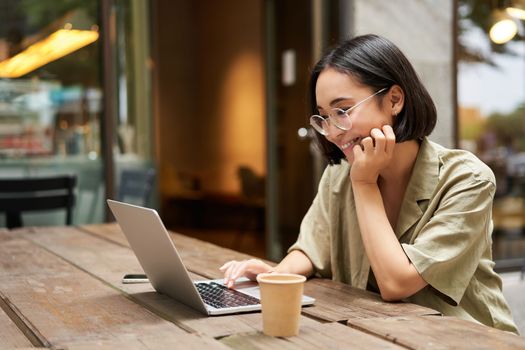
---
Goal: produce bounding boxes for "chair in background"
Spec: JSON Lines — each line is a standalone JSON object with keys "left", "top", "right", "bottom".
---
{"left": 117, "top": 168, "right": 156, "bottom": 206}
{"left": 0, "top": 175, "right": 77, "bottom": 229}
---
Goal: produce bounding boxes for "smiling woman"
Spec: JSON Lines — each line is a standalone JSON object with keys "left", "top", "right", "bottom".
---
{"left": 221, "top": 34, "right": 520, "bottom": 335}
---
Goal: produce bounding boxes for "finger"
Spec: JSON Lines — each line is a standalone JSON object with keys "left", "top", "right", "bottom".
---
{"left": 223, "top": 263, "right": 238, "bottom": 285}
{"left": 361, "top": 136, "right": 374, "bottom": 153}
{"left": 219, "top": 260, "right": 234, "bottom": 271}
{"left": 382, "top": 125, "right": 396, "bottom": 155}
{"left": 353, "top": 142, "right": 364, "bottom": 159}
{"left": 231, "top": 261, "right": 248, "bottom": 281}
{"left": 370, "top": 128, "right": 385, "bottom": 154}
{"left": 228, "top": 261, "right": 248, "bottom": 288}
{"left": 220, "top": 261, "right": 236, "bottom": 281}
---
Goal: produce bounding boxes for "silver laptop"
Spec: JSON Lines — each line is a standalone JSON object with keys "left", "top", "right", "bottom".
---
{"left": 107, "top": 199, "right": 315, "bottom": 316}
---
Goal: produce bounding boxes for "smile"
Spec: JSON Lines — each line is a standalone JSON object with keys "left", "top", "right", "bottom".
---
{"left": 340, "top": 137, "right": 361, "bottom": 150}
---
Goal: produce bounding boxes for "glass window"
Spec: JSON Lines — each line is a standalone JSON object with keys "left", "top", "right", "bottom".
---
{"left": 0, "top": 0, "right": 104, "bottom": 225}
{"left": 111, "top": 0, "right": 156, "bottom": 208}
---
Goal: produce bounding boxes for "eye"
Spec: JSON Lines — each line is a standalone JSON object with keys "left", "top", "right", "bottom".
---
{"left": 333, "top": 108, "right": 351, "bottom": 117}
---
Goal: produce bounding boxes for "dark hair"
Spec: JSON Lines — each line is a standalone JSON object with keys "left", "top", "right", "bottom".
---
{"left": 309, "top": 34, "right": 437, "bottom": 164}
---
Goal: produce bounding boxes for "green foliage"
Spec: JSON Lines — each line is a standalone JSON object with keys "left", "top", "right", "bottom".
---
{"left": 20, "top": 0, "right": 98, "bottom": 31}
{"left": 460, "top": 120, "right": 485, "bottom": 140}
{"left": 486, "top": 105, "right": 525, "bottom": 150}
{"left": 458, "top": 0, "right": 522, "bottom": 65}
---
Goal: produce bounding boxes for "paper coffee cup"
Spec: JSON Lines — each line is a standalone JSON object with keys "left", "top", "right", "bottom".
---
{"left": 256, "top": 273, "right": 306, "bottom": 337}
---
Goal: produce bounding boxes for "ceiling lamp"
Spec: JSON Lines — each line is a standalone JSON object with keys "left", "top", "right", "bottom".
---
{"left": 0, "top": 28, "right": 99, "bottom": 78}
{"left": 489, "top": 10, "right": 518, "bottom": 44}
{"left": 507, "top": 6, "right": 525, "bottom": 20}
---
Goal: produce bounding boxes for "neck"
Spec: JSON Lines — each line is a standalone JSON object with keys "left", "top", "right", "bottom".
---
{"left": 378, "top": 140, "right": 420, "bottom": 186}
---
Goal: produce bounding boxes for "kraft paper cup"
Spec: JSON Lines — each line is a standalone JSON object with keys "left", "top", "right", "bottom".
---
{"left": 256, "top": 273, "right": 306, "bottom": 337}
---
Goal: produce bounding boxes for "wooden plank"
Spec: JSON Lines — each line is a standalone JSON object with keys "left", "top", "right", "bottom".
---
{"left": 220, "top": 322, "right": 404, "bottom": 349}
{"left": 0, "top": 231, "right": 225, "bottom": 349}
{"left": 301, "top": 278, "right": 440, "bottom": 322}
{"left": 0, "top": 290, "right": 50, "bottom": 348}
{"left": 62, "top": 333, "right": 229, "bottom": 350}
{"left": 220, "top": 332, "right": 298, "bottom": 350}
{"left": 0, "top": 295, "right": 35, "bottom": 348}
{"left": 19, "top": 226, "right": 321, "bottom": 339}
{"left": 347, "top": 315, "right": 525, "bottom": 350}
{"left": 79, "top": 223, "right": 275, "bottom": 279}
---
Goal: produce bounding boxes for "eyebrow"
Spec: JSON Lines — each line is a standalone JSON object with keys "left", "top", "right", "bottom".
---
{"left": 317, "top": 97, "right": 354, "bottom": 110}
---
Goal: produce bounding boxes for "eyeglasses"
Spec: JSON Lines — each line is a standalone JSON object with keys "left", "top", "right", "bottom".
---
{"left": 310, "top": 87, "right": 387, "bottom": 136}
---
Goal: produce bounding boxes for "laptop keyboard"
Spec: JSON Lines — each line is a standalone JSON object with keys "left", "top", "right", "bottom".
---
{"left": 195, "top": 282, "right": 260, "bottom": 309}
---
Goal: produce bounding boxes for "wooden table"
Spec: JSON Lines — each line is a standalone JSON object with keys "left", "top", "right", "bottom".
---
{"left": 1, "top": 224, "right": 524, "bottom": 349}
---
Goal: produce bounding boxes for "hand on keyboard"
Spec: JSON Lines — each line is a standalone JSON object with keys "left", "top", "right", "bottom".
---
{"left": 219, "top": 259, "right": 274, "bottom": 288}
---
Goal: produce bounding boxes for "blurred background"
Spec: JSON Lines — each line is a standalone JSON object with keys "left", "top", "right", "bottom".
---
{"left": 0, "top": 0, "right": 524, "bottom": 274}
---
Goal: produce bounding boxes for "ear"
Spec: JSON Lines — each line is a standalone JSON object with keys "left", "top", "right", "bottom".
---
{"left": 389, "top": 85, "right": 404, "bottom": 117}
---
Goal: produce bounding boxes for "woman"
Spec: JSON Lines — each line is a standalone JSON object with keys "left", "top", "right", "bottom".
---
{"left": 220, "top": 34, "right": 518, "bottom": 334}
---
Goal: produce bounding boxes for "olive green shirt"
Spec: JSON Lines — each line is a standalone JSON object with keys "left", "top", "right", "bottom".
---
{"left": 289, "top": 138, "right": 518, "bottom": 334}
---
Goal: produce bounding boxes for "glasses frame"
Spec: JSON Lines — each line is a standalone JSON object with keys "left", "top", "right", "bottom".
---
{"left": 310, "top": 87, "right": 387, "bottom": 136}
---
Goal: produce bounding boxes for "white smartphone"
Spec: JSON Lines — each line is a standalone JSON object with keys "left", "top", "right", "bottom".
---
{"left": 122, "top": 273, "right": 149, "bottom": 284}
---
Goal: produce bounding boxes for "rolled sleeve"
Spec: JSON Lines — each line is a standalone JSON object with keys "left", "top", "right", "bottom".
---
{"left": 402, "top": 178, "right": 495, "bottom": 306}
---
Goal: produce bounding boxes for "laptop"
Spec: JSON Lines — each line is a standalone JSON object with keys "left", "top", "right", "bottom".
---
{"left": 107, "top": 199, "right": 315, "bottom": 316}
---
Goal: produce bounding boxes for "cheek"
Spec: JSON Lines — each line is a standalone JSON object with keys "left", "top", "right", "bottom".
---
{"left": 353, "top": 110, "right": 392, "bottom": 129}
{"left": 325, "top": 134, "right": 337, "bottom": 145}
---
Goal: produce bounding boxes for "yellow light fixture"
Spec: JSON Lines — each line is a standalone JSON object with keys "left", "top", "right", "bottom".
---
{"left": 507, "top": 6, "right": 525, "bottom": 20}
{"left": 489, "top": 10, "right": 518, "bottom": 44}
{"left": 0, "top": 28, "right": 99, "bottom": 78}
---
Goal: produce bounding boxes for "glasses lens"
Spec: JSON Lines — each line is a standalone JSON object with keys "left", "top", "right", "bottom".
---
{"left": 310, "top": 115, "right": 328, "bottom": 135}
{"left": 331, "top": 109, "right": 352, "bottom": 130}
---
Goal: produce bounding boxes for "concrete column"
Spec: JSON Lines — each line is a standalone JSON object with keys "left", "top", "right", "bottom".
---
{"left": 347, "top": 0, "right": 455, "bottom": 148}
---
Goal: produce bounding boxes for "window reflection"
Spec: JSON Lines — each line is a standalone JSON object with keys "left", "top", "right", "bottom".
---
{"left": 0, "top": 0, "right": 104, "bottom": 226}
{"left": 0, "top": 1, "right": 101, "bottom": 159}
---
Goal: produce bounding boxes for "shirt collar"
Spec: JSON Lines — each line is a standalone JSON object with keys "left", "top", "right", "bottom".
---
{"left": 405, "top": 137, "right": 440, "bottom": 202}
{"left": 395, "top": 137, "right": 440, "bottom": 237}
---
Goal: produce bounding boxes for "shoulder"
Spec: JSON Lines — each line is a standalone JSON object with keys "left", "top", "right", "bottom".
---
{"left": 428, "top": 140, "right": 496, "bottom": 186}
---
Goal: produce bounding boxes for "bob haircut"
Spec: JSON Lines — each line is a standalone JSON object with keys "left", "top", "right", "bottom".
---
{"left": 309, "top": 34, "right": 437, "bottom": 165}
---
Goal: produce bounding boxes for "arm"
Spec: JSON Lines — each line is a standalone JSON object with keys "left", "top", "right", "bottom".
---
{"left": 352, "top": 182, "right": 427, "bottom": 301}
{"left": 274, "top": 250, "right": 314, "bottom": 276}
{"left": 351, "top": 126, "right": 427, "bottom": 301}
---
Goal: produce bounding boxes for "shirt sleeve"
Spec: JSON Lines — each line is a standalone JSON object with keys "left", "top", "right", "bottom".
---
{"left": 287, "top": 166, "right": 332, "bottom": 277}
{"left": 402, "top": 177, "right": 495, "bottom": 306}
